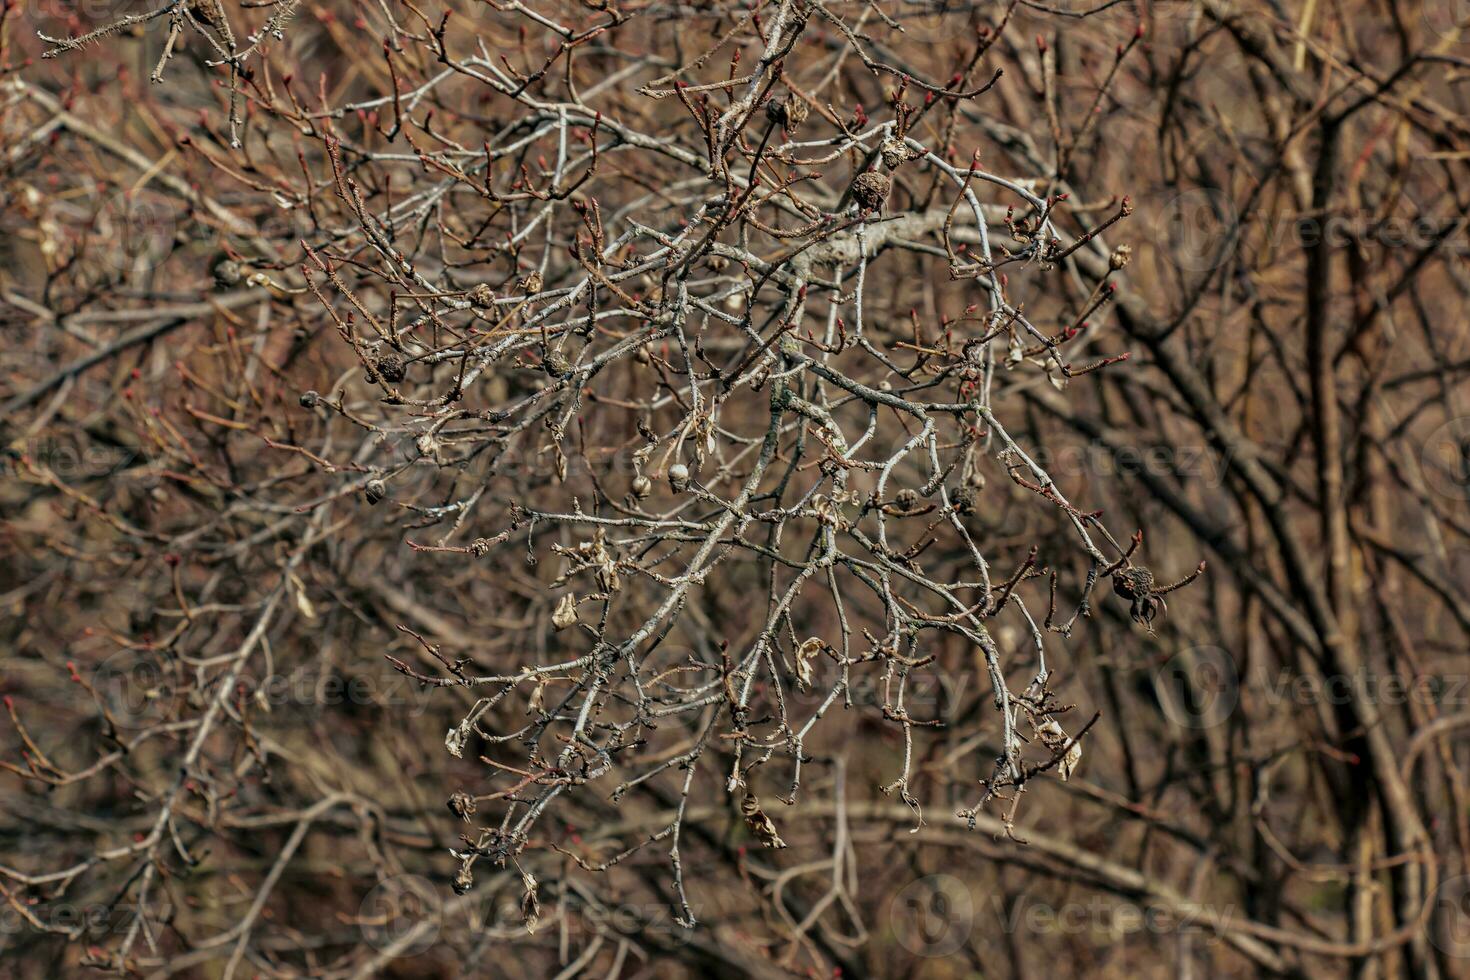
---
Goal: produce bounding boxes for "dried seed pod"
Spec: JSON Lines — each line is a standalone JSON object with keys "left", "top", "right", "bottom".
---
{"left": 765, "top": 94, "right": 809, "bottom": 132}
{"left": 851, "top": 171, "right": 891, "bottom": 212}
{"left": 517, "top": 271, "right": 544, "bottom": 295}
{"left": 668, "top": 463, "right": 690, "bottom": 492}
{"left": 952, "top": 486, "right": 977, "bottom": 515}
{"left": 1112, "top": 566, "right": 1165, "bottom": 629}
{"left": 211, "top": 256, "right": 242, "bottom": 290}
{"left": 1109, "top": 244, "right": 1133, "bottom": 270}
{"left": 631, "top": 475, "right": 652, "bottom": 498}
{"left": 635, "top": 345, "right": 652, "bottom": 365}
{"left": 363, "top": 479, "right": 387, "bottom": 505}
{"left": 1111, "top": 566, "right": 1155, "bottom": 602}
{"left": 894, "top": 488, "right": 918, "bottom": 511}
{"left": 880, "top": 136, "right": 912, "bottom": 171}
{"left": 374, "top": 351, "right": 406, "bottom": 383}
{"left": 741, "top": 793, "right": 788, "bottom": 849}
{"left": 298, "top": 390, "right": 320, "bottom": 409}
{"left": 415, "top": 433, "right": 438, "bottom": 458}
{"left": 448, "top": 790, "right": 476, "bottom": 821}
{"left": 452, "top": 864, "right": 475, "bottom": 896}
{"left": 468, "top": 283, "right": 496, "bottom": 308}
{"left": 469, "top": 537, "right": 492, "bottom": 557}
{"left": 552, "top": 593, "right": 579, "bottom": 630}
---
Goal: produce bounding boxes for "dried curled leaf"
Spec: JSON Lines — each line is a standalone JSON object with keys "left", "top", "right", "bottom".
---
{"left": 1034, "top": 718, "right": 1082, "bottom": 781}
{"left": 794, "top": 637, "right": 827, "bottom": 690}
{"left": 552, "top": 594, "right": 579, "bottom": 631}
{"left": 741, "top": 793, "right": 788, "bottom": 849}
{"left": 445, "top": 722, "right": 470, "bottom": 759}
{"left": 520, "top": 871, "right": 541, "bottom": 934}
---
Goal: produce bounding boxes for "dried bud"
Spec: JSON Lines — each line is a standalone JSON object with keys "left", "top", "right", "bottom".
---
{"left": 894, "top": 488, "right": 918, "bottom": 511}
{"left": 448, "top": 790, "right": 476, "bottom": 821}
{"left": 415, "top": 433, "right": 437, "bottom": 458}
{"left": 374, "top": 351, "right": 406, "bottom": 383}
{"left": 553, "top": 593, "right": 579, "bottom": 630}
{"left": 1109, "top": 244, "right": 1132, "bottom": 270}
{"left": 1112, "top": 566, "right": 1165, "bottom": 630}
{"left": 1112, "top": 565, "right": 1155, "bottom": 601}
{"left": 299, "top": 390, "right": 320, "bottom": 409}
{"left": 851, "top": 171, "right": 891, "bottom": 212}
{"left": 469, "top": 537, "right": 492, "bottom": 557}
{"left": 468, "top": 283, "right": 496, "bottom": 308}
{"left": 363, "top": 479, "right": 387, "bottom": 505}
{"left": 765, "top": 94, "right": 809, "bottom": 132}
{"left": 452, "top": 864, "right": 474, "bottom": 895}
{"left": 631, "top": 475, "right": 652, "bottom": 498}
{"left": 668, "top": 462, "right": 690, "bottom": 492}
{"left": 880, "top": 137, "right": 913, "bottom": 171}
{"left": 952, "top": 485, "right": 977, "bottom": 515}
{"left": 211, "top": 257, "right": 242, "bottom": 290}
{"left": 517, "top": 271, "right": 544, "bottom": 295}
{"left": 543, "top": 349, "right": 571, "bottom": 378}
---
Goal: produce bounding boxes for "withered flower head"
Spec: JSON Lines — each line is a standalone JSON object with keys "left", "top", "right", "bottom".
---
{"left": 1112, "top": 566, "right": 1164, "bottom": 629}
{"left": 851, "top": 171, "right": 891, "bottom": 212}
{"left": 374, "top": 351, "right": 406, "bottom": 383}
{"left": 765, "top": 94, "right": 809, "bottom": 132}
{"left": 448, "top": 790, "right": 476, "bottom": 821}
{"left": 468, "top": 283, "right": 496, "bottom": 308}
